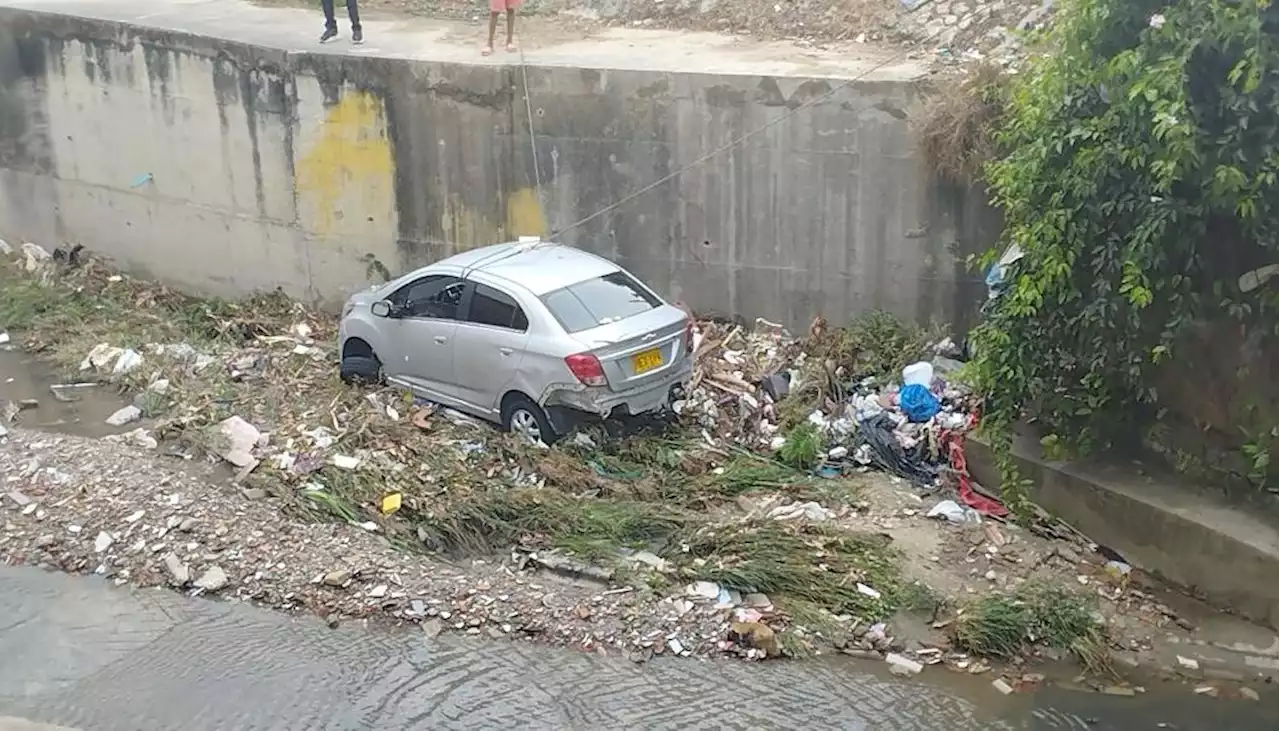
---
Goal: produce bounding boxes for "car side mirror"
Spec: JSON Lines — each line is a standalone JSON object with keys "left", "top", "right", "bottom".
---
{"left": 371, "top": 300, "right": 394, "bottom": 318}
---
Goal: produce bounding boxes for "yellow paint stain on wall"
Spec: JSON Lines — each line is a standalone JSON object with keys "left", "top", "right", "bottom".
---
{"left": 296, "top": 91, "right": 394, "bottom": 236}
{"left": 505, "top": 187, "right": 546, "bottom": 239}
{"left": 441, "top": 186, "right": 547, "bottom": 252}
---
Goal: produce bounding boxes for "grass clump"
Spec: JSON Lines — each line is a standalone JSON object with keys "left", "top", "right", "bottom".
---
{"left": 916, "top": 62, "right": 1010, "bottom": 184}
{"left": 778, "top": 422, "right": 823, "bottom": 470}
{"left": 954, "top": 582, "right": 1111, "bottom": 673}
{"left": 413, "top": 486, "right": 695, "bottom": 558}
{"left": 684, "top": 521, "right": 899, "bottom": 619}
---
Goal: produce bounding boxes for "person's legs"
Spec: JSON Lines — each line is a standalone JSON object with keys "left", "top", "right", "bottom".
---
{"left": 346, "top": 0, "right": 362, "bottom": 31}
{"left": 503, "top": 0, "right": 523, "bottom": 50}
{"left": 346, "top": 0, "right": 363, "bottom": 43}
{"left": 483, "top": 9, "right": 499, "bottom": 55}
{"left": 320, "top": 0, "right": 339, "bottom": 42}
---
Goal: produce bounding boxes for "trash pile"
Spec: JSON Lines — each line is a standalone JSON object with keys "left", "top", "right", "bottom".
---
{"left": 676, "top": 316, "right": 1008, "bottom": 519}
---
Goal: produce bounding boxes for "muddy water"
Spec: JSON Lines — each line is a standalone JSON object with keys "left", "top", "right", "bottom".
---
{"left": 0, "top": 349, "right": 1275, "bottom": 730}
{"left": 0, "top": 348, "right": 138, "bottom": 438}
{"left": 0, "top": 566, "right": 1273, "bottom": 731}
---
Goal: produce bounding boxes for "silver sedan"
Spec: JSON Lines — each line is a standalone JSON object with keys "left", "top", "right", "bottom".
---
{"left": 338, "top": 240, "right": 693, "bottom": 443}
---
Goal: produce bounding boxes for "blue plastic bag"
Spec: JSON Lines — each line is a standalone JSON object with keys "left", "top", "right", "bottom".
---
{"left": 899, "top": 383, "right": 940, "bottom": 423}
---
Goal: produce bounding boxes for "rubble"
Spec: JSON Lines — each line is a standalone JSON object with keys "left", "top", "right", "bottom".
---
{"left": 216, "top": 416, "right": 261, "bottom": 468}
{"left": 195, "top": 565, "right": 230, "bottom": 592}
{"left": 163, "top": 553, "right": 190, "bottom": 586}
{"left": 886, "top": 652, "right": 924, "bottom": 676}
{"left": 105, "top": 405, "right": 142, "bottom": 426}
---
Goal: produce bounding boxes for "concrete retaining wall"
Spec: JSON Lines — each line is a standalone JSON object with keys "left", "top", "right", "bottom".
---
{"left": 966, "top": 429, "right": 1280, "bottom": 630}
{"left": 0, "top": 3, "right": 996, "bottom": 332}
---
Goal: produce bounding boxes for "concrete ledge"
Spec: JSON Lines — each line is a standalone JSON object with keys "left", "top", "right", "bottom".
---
{"left": 0, "top": 0, "right": 928, "bottom": 80}
{"left": 966, "top": 428, "right": 1279, "bottom": 630}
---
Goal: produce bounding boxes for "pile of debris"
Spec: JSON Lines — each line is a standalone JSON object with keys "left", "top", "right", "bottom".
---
{"left": 677, "top": 315, "right": 1006, "bottom": 519}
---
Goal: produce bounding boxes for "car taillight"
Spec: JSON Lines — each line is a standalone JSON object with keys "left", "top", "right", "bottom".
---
{"left": 565, "top": 353, "right": 606, "bottom": 386}
{"left": 683, "top": 319, "right": 695, "bottom": 353}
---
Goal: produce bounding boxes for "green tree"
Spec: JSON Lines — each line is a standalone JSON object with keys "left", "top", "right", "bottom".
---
{"left": 973, "top": 0, "right": 1278, "bottom": 506}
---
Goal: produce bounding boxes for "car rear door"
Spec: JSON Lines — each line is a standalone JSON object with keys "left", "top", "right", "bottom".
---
{"left": 450, "top": 282, "right": 530, "bottom": 416}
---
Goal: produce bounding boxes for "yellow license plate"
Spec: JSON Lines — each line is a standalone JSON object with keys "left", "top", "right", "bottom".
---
{"left": 632, "top": 349, "right": 662, "bottom": 374}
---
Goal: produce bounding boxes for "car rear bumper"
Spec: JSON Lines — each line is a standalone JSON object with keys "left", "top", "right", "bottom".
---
{"left": 540, "top": 357, "right": 692, "bottom": 427}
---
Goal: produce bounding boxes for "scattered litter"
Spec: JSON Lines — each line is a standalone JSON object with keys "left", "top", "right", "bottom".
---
{"left": 104, "top": 405, "right": 142, "bottom": 426}
{"left": 886, "top": 653, "right": 923, "bottom": 676}
{"left": 112, "top": 349, "right": 144, "bottom": 375}
{"left": 856, "top": 583, "right": 882, "bottom": 600}
{"left": 1105, "top": 560, "right": 1132, "bottom": 580}
{"left": 332, "top": 454, "right": 361, "bottom": 470}
{"left": 991, "top": 678, "right": 1014, "bottom": 695}
{"left": 767, "top": 501, "right": 834, "bottom": 522}
{"left": 689, "top": 581, "right": 721, "bottom": 600}
{"left": 531, "top": 551, "right": 614, "bottom": 582}
{"left": 627, "top": 550, "right": 670, "bottom": 572}
{"left": 380, "top": 492, "right": 402, "bottom": 515}
{"left": 898, "top": 383, "right": 940, "bottom": 422}
{"left": 215, "top": 416, "right": 261, "bottom": 468}
{"left": 93, "top": 531, "right": 113, "bottom": 553}
{"left": 901, "top": 361, "right": 934, "bottom": 387}
{"left": 926, "top": 499, "right": 981, "bottom": 524}
{"left": 1176, "top": 655, "right": 1200, "bottom": 671}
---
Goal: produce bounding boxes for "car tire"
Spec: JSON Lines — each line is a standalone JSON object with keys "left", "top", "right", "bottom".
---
{"left": 501, "top": 395, "right": 557, "bottom": 445}
{"left": 340, "top": 354, "right": 382, "bottom": 385}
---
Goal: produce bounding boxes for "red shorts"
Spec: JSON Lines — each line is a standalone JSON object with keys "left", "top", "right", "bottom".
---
{"left": 490, "top": 0, "right": 522, "bottom": 11}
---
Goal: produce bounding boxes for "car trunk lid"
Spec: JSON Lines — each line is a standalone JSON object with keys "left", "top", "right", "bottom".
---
{"left": 569, "top": 305, "right": 688, "bottom": 391}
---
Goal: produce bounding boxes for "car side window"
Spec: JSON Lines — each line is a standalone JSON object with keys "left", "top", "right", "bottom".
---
{"left": 465, "top": 283, "right": 528, "bottom": 332}
{"left": 390, "top": 275, "right": 465, "bottom": 320}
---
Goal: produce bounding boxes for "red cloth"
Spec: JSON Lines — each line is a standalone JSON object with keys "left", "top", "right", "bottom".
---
{"left": 942, "top": 424, "right": 1008, "bottom": 518}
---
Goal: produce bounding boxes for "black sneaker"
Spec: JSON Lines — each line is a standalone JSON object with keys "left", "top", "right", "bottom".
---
{"left": 352, "top": 28, "right": 364, "bottom": 45}
{"left": 320, "top": 27, "right": 338, "bottom": 43}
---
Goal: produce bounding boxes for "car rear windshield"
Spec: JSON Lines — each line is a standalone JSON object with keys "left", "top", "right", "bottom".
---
{"left": 540, "top": 271, "right": 662, "bottom": 334}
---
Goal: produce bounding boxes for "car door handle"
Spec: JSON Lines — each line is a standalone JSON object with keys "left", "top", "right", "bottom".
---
{"left": 499, "top": 347, "right": 513, "bottom": 356}
{"left": 434, "top": 336, "right": 447, "bottom": 344}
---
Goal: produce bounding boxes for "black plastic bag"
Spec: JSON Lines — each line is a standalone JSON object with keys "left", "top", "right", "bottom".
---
{"left": 857, "top": 413, "right": 937, "bottom": 488}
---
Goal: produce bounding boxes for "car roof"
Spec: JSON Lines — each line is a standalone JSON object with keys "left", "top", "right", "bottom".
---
{"left": 435, "top": 241, "right": 621, "bottom": 296}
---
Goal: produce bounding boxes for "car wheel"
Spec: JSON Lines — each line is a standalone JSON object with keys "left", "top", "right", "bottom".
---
{"left": 340, "top": 354, "right": 383, "bottom": 385}
{"left": 501, "top": 395, "right": 557, "bottom": 445}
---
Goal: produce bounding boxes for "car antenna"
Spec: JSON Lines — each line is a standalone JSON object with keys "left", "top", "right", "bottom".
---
{"left": 461, "top": 236, "right": 548, "bottom": 280}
